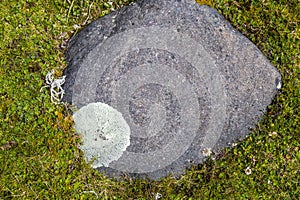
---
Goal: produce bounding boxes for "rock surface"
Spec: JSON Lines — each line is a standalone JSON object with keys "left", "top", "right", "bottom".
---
{"left": 63, "top": 0, "right": 281, "bottom": 180}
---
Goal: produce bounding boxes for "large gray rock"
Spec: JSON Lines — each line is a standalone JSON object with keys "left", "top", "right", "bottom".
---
{"left": 63, "top": 0, "right": 281, "bottom": 180}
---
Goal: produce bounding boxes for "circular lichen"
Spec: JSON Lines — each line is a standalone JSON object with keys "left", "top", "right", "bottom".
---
{"left": 73, "top": 102, "right": 131, "bottom": 168}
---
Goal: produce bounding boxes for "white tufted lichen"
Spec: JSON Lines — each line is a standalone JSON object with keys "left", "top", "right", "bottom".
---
{"left": 73, "top": 102, "right": 131, "bottom": 168}
{"left": 40, "top": 69, "right": 66, "bottom": 104}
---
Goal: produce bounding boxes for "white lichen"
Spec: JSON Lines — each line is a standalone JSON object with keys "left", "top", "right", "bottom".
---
{"left": 276, "top": 80, "right": 282, "bottom": 89}
{"left": 155, "top": 193, "right": 162, "bottom": 200}
{"left": 73, "top": 102, "right": 130, "bottom": 168}
{"left": 40, "top": 69, "right": 66, "bottom": 104}
{"left": 202, "top": 147, "right": 212, "bottom": 157}
{"left": 245, "top": 166, "right": 252, "bottom": 175}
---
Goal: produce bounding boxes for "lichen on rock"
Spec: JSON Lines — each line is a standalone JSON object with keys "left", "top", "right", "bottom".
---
{"left": 73, "top": 102, "right": 131, "bottom": 168}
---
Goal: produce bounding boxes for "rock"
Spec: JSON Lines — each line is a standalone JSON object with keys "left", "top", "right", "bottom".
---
{"left": 63, "top": 0, "right": 281, "bottom": 180}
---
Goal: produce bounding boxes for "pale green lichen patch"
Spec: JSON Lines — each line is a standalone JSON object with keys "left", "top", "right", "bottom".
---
{"left": 73, "top": 102, "right": 130, "bottom": 168}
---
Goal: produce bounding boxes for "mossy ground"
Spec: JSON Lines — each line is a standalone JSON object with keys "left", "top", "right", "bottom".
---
{"left": 0, "top": 0, "right": 299, "bottom": 199}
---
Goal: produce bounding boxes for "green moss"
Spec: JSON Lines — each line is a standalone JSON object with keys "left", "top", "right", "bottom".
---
{"left": 0, "top": 0, "right": 299, "bottom": 199}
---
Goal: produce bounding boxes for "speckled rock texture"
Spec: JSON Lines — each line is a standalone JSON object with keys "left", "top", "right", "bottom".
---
{"left": 63, "top": 0, "right": 281, "bottom": 180}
